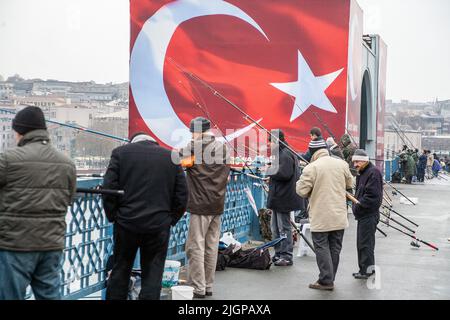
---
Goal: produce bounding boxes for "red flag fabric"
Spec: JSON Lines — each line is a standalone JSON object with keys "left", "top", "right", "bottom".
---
{"left": 130, "top": 0, "right": 351, "bottom": 152}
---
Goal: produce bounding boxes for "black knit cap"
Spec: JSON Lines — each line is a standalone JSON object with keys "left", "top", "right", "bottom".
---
{"left": 12, "top": 106, "right": 47, "bottom": 135}
{"left": 189, "top": 117, "right": 211, "bottom": 133}
{"left": 308, "top": 138, "right": 328, "bottom": 156}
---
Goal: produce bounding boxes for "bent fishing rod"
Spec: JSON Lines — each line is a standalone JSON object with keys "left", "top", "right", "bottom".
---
{"left": 378, "top": 219, "right": 439, "bottom": 251}
{"left": 0, "top": 108, "right": 129, "bottom": 143}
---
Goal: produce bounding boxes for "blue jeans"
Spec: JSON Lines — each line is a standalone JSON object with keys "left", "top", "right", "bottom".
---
{"left": 0, "top": 250, "right": 63, "bottom": 300}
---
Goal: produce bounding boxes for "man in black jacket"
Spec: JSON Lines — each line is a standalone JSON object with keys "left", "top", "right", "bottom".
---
{"left": 267, "top": 130, "right": 303, "bottom": 266}
{"left": 351, "top": 149, "right": 383, "bottom": 280}
{"left": 102, "top": 133, "right": 188, "bottom": 300}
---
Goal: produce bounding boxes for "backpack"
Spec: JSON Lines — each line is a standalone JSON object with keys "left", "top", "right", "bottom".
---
{"left": 391, "top": 171, "right": 402, "bottom": 183}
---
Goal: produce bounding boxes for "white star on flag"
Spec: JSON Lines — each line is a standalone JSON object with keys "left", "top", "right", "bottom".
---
{"left": 271, "top": 50, "right": 343, "bottom": 122}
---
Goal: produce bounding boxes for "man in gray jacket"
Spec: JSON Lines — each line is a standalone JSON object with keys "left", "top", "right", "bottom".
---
{"left": 0, "top": 106, "right": 77, "bottom": 300}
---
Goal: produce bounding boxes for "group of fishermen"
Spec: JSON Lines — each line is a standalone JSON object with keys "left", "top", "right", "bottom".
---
{"left": 398, "top": 146, "right": 447, "bottom": 183}
{"left": 0, "top": 106, "right": 383, "bottom": 300}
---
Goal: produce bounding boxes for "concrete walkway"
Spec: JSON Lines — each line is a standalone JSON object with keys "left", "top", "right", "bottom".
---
{"left": 210, "top": 179, "right": 450, "bottom": 300}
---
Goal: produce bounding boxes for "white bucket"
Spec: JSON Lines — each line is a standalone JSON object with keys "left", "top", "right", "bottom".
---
{"left": 171, "top": 285, "right": 194, "bottom": 300}
{"left": 162, "top": 260, "right": 181, "bottom": 288}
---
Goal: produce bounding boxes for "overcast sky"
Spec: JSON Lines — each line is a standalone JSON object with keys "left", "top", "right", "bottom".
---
{"left": 0, "top": 0, "right": 449, "bottom": 102}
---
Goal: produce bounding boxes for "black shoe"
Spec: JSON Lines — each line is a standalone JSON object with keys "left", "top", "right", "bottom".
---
{"left": 193, "top": 293, "right": 205, "bottom": 299}
{"left": 353, "top": 272, "right": 374, "bottom": 280}
{"left": 274, "top": 259, "right": 293, "bottom": 266}
{"left": 205, "top": 292, "right": 213, "bottom": 297}
{"left": 272, "top": 256, "right": 281, "bottom": 263}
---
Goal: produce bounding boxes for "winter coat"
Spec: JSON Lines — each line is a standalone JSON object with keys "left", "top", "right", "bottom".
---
{"left": 267, "top": 143, "right": 303, "bottom": 213}
{"left": 296, "top": 149, "right": 353, "bottom": 232}
{"left": 418, "top": 154, "right": 427, "bottom": 170}
{"left": 432, "top": 159, "right": 441, "bottom": 172}
{"left": 179, "top": 133, "right": 230, "bottom": 216}
{"left": 102, "top": 140, "right": 188, "bottom": 233}
{"left": 340, "top": 134, "right": 357, "bottom": 165}
{"left": 406, "top": 154, "right": 417, "bottom": 176}
{"left": 352, "top": 162, "right": 383, "bottom": 220}
{"left": 0, "top": 130, "right": 77, "bottom": 251}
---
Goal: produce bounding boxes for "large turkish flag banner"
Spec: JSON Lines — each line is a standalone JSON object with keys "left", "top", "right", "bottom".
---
{"left": 129, "top": 0, "right": 351, "bottom": 151}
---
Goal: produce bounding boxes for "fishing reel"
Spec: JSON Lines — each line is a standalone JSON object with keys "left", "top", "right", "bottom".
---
{"left": 410, "top": 240, "right": 420, "bottom": 248}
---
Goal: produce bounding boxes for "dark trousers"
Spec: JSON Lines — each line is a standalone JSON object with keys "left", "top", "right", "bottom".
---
{"left": 0, "top": 250, "right": 63, "bottom": 300}
{"left": 106, "top": 223, "right": 170, "bottom": 300}
{"left": 271, "top": 211, "right": 293, "bottom": 261}
{"left": 417, "top": 168, "right": 425, "bottom": 182}
{"left": 357, "top": 215, "right": 379, "bottom": 275}
{"left": 311, "top": 230, "right": 345, "bottom": 286}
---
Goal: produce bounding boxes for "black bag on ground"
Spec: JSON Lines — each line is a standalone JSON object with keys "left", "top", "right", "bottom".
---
{"left": 392, "top": 171, "right": 402, "bottom": 183}
{"left": 216, "top": 244, "right": 235, "bottom": 271}
{"left": 227, "top": 247, "right": 272, "bottom": 270}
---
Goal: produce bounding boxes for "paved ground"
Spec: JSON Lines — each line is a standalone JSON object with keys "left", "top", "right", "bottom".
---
{"left": 210, "top": 178, "right": 450, "bottom": 300}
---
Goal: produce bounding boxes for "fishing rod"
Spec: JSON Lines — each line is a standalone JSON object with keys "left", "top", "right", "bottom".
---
{"left": 166, "top": 57, "right": 309, "bottom": 165}
{"left": 175, "top": 72, "right": 265, "bottom": 182}
{"left": 381, "top": 204, "right": 419, "bottom": 227}
{"left": 346, "top": 193, "right": 439, "bottom": 250}
{"left": 347, "top": 194, "right": 415, "bottom": 234}
{"left": 346, "top": 202, "right": 387, "bottom": 237}
{"left": 76, "top": 188, "right": 124, "bottom": 196}
{"left": 0, "top": 108, "right": 130, "bottom": 143}
{"left": 378, "top": 210, "right": 416, "bottom": 234}
{"left": 389, "top": 115, "right": 416, "bottom": 149}
{"left": 385, "top": 181, "right": 416, "bottom": 206}
{"left": 378, "top": 219, "right": 438, "bottom": 251}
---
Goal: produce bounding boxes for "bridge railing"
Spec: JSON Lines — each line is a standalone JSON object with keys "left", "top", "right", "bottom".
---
{"left": 60, "top": 172, "right": 266, "bottom": 299}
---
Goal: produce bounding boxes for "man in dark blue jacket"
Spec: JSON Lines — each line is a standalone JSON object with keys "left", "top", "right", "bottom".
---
{"left": 102, "top": 132, "right": 188, "bottom": 300}
{"left": 266, "top": 130, "right": 303, "bottom": 266}
{"left": 351, "top": 149, "right": 383, "bottom": 279}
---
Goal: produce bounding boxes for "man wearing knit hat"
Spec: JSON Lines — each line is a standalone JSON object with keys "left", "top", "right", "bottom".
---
{"left": 296, "top": 138, "right": 353, "bottom": 290}
{"left": 0, "top": 106, "right": 77, "bottom": 300}
{"left": 179, "top": 117, "right": 230, "bottom": 298}
{"left": 351, "top": 149, "right": 383, "bottom": 280}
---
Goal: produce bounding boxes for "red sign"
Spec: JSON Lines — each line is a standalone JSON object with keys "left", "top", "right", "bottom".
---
{"left": 130, "top": 0, "right": 351, "bottom": 151}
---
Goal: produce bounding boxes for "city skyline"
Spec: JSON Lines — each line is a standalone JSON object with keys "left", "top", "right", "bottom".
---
{"left": 1, "top": 0, "right": 449, "bottom": 102}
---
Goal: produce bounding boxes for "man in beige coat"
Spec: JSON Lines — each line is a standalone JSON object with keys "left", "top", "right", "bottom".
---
{"left": 296, "top": 140, "right": 353, "bottom": 290}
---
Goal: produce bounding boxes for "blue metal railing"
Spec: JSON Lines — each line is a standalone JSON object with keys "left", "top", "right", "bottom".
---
{"left": 60, "top": 172, "right": 266, "bottom": 299}
{"left": 384, "top": 157, "right": 399, "bottom": 181}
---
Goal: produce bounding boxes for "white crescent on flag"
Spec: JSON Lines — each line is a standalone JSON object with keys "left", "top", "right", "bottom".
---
{"left": 130, "top": 0, "right": 269, "bottom": 148}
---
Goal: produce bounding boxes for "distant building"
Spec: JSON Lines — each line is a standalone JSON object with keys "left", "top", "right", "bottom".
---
{"left": 0, "top": 107, "right": 16, "bottom": 152}
{"left": 422, "top": 135, "right": 450, "bottom": 155}
{"left": 0, "top": 83, "right": 14, "bottom": 99}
